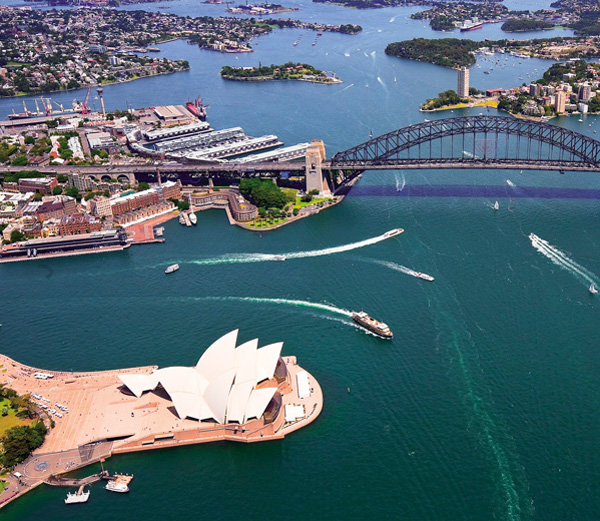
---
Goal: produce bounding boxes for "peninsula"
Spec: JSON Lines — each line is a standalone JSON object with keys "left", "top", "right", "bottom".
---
{"left": 0, "top": 6, "right": 361, "bottom": 98}
{"left": 221, "top": 63, "right": 342, "bottom": 84}
{"left": 385, "top": 36, "right": 600, "bottom": 68}
{"left": 0, "top": 330, "right": 323, "bottom": 510}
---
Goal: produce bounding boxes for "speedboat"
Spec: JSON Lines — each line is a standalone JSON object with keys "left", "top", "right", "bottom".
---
{"left": 273, "top": 255, "right": 286, "bottom": 261}
{"left": 589, "top": 283, "right": 598, "bottom": 294}
{"left": 494, "top": 201, "right": 499, "bottom": 211}
{"left": 383, "top": 228, "right": 404, "bottom": 239}
{"left": 165, "top": 264, "right": 179, "bottom": 274}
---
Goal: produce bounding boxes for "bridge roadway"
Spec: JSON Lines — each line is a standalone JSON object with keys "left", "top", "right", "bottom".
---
{"left": 3, "top": 159, "right": 600, "bottom": 178}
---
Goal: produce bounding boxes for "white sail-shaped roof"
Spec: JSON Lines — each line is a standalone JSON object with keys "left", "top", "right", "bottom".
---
{"left": 202, "top": 369, "right": 236, "bottom": 424}
{"left": 244, "top": 387, "right": 277, "bottom": 422}
{"left": 256, "top": 342, "right": 283, "bottom": 382}
{"left": 195, "top": 329, "right": 238, "bottom": 379}
{"left": 119, "top": 374, "right": 157, "bottom": 398}
{"left": 234, "top": 339, "right": 258, "bottom": 384}
{"left": 226, "top": 381, "right": 255, "bottom": 424}
{"left": 118, "top": 330, "right": 284, "bottom": 425}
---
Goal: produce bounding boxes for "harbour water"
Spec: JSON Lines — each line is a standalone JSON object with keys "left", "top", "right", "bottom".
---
{"left": 2, "top": 0, "right": 600, "bottom": 519}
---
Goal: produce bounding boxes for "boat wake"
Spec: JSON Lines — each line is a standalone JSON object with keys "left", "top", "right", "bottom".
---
{"left": 506, "top": 179, "right": 516, "bottom": 188}
{"left": 212, "top": 296, "right": 353, "bottom": 317}
{"left": 189, "top": 230, "right": 402, "bottom": 266}
{"left": 529, "top": 233, "right": 598, "bottom": 285}
{"left": 395, "top": 172, "right": 406, "bottom": 192}
{"left": 365, "top": 258, "right": 433, "bottom": 281}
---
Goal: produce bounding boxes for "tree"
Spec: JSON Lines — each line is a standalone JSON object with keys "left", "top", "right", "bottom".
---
{"left": 137, "top": 181, "right": 149, "bottom": 191}
{"left": 11, "top": 155, "right": 28, "bottom": 167}
{"left": 10, "top": 230, "right": 25, "bottom": 243}
{"left": 52, "top": 186, "right": 63, "bottom": 195}
{"left": 56, "top": 174, "right": 68, "bottom": 183}
{"left": 0, "top": 422, "right": 47, "bottom": 468}
{"left": 64, "top": 186, "right": 81, "bottom": 201}
{"left": 24, "top": 136, "right": 35, "bottom": 145}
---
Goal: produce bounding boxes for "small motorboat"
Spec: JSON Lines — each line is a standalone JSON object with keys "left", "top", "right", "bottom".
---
{"left": 165, "top": 264, "right": 180, "bottom": 274}
{"left": 589, "top": 283, "right": 598, "bottom": 294}
{"left": 273, "top": 255, "right": 286, "bottom": 261}
{"left": 494, "top": 201, "right": 499, "bottom": 211}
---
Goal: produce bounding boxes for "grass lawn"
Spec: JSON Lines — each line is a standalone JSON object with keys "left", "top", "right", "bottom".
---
{"left": 0, "top": 398, "right": 30, "bottom": 437}
{"left": 294, "top": 196, "right": 330, "bottom": 209}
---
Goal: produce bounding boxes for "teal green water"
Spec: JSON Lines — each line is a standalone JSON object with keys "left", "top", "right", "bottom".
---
{"left": 2, "top": 1, "right": 600, "bottom": 519}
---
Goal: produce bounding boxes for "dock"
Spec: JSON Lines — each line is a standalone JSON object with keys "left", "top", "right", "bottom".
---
{"left": 45, "top": 470, "right": 108, "bottom": 487}
{"left": 182, "top": 212, "right": 192, "bottom": 227}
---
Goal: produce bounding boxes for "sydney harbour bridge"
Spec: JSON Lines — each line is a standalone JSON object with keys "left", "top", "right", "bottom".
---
{"left": 4, "top": 116, "right": 600, "bottom": 193}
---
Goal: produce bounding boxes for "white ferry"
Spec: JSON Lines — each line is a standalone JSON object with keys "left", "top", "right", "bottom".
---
{"left": 105, "top": 481, "right": 129, "bottom": 493}
{"left": 415, "top": 272, "right": 435, "bottom": 282}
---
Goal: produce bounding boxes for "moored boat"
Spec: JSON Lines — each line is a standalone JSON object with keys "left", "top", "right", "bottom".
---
{"left": 189, "top": 212, "right": 197, "bottom": 225}
{"left": 352, "top": 311, "right": 393, "bottom": 339}
{"left": 65, "top": 487, "right": 90, "bottom": 504}
{"left": 179, "top": 214, "right": 186, "bottom": 225}
{"left": 165, "top": 264, "right": 179, "bottom": 274}
{"left": 105, "top": 481, "right": 129, "bottom": 493}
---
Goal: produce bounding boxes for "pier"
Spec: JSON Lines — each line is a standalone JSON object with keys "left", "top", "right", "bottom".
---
{"left": 45, "top": 470, "right": 108, "bottom": 487}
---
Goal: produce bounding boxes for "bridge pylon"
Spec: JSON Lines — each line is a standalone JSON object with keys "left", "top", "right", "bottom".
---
{"left": 305, "top": 139, "right": 331, "bottom": 196}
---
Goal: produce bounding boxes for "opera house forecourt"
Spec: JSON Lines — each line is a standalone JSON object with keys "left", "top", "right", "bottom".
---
{"left": 0, "top": 330, "right": 322, "bottom": 506}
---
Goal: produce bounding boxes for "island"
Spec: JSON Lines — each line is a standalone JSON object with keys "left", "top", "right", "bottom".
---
{"left": 221, "top": 62, "right": 342, "bottom": 84}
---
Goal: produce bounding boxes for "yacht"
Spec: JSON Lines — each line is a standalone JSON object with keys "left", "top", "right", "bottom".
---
{"left": 589, "top": 283, "right": 598, "bottom": 294}
{"left": 155, "top": 227, "right": 164, "bottom": 237}
{"left": 65, "top": 488, "right": 90, "bottom": 504}
{"left": 165, "top": 264, "right": 179, "bottom": 274}
{"left": 179, "top": 214, "right": 186, "bottom": 225}
{"left": 494, "top": 201, "right": 499, "bottom": 211}
{"left": 189, "top": 212, "right": 197, "bottom": 225}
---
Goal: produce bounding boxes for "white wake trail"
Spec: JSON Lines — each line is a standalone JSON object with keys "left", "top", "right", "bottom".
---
{"left": 212, "top": 296, "right": 353, "bottom": 317}
{"left": 506, "top": 179, "right": 516, "bottom": 188}
{"left": 286, "top": 230, "right": 402, "bottom": 260}
{"left": 190, "top": 230, "right": 403, "bottom": 266}
{"left": 364, "top": 258, "right": 433, "bottom": 280}
{"left": 529, "top": 233, "right": 598, "bottom": 285}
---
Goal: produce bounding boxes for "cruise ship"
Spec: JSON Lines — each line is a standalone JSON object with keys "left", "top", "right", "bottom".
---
{"left": 352, "top": 311, "right": 393, "bottom": 339}
{"left": 460, "top": 20, "right": 483, "bottom": 32}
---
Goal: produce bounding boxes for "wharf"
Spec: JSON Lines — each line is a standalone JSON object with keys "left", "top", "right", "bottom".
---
{"left": 45, "top": 470, "right": 108, "bottom": 487}
{"left": 182, "top": 212, "right": 192, "bottom": 227}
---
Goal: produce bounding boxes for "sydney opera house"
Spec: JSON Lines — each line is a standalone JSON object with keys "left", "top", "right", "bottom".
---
{"left": 0, "top": 329, "right": 323, "bottom": 467}
{"left": 119, "top": 329, "right": 292, "bottom": 427}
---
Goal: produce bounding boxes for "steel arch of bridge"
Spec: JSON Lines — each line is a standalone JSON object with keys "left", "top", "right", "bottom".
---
{"left": 330, "top": 116, "right": 600, "bottom": 170}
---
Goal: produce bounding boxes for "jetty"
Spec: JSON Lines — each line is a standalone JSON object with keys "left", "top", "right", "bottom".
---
{"left": 45, "top": 470, "right": 108, "bottom": 487}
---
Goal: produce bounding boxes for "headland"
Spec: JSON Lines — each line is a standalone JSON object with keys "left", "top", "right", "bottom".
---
{"left": 0, "top": 330, "right": 322, "bottom": 510}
